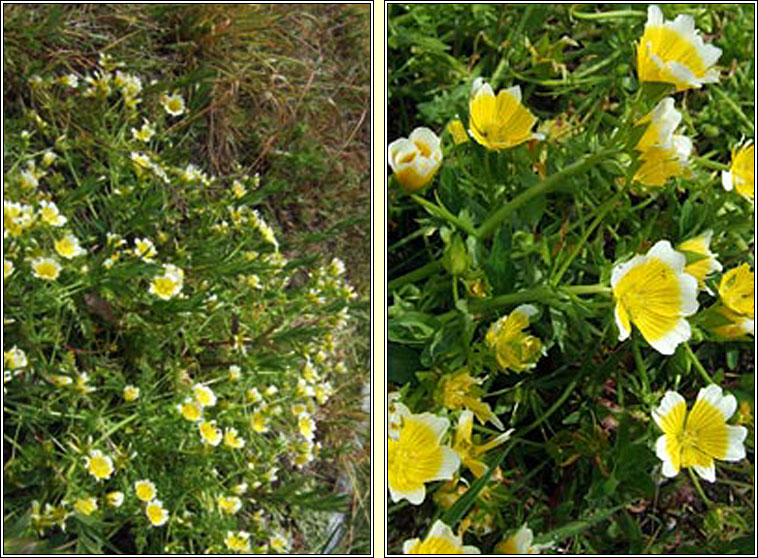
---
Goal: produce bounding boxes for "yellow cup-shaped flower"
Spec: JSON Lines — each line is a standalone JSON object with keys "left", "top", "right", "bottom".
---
{"left": 453, "top": 410, "right": 513, "bottom": 478}
{"left": 611, "top": 240, "right": 698, "bottom": 354}
{"left": 439, "top": 369, "right": 504, "bottom": 429}
{"left": 403, "top": 520, "right": 481, "bottom": 554}
{"left": 495, "top": 524, "right": 539, "bottom": 555}
{"left": 635, "top": 97, "right": 681, "bottom": 152}
{"left": 388, "top": 127, "right": 443, "bottom": 192}
{"left": 388, "top": 412, "right": 460, "bottom": 505}
{"left": 722, "top": 142, "right": 754, "bottom": 201}
{"left": 634, "top": 135, "right": 692, "bottom": 187}
{"left": 468, "top": 79, "right": 540, "bottom": 150}
{"left": 676, "top": 230, "right": 722, "bottom": 290}
{"left": 719, "top": 264, "right": 754, "bottom": 319}
{"left": 637, "top": 5, "right": 722, "bottom": 91}
{"left": 707, "top": 305, "right": 754, "bottom": 339}
{"left": 653, "top": 385, "right": 747, "bottom": 482}
{"left": 485, "top": 304, "right": 543, "bottom": 372}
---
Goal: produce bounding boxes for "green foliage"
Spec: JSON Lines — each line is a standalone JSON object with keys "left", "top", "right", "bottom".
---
{"left": 388, "top": 4, "right": 754, "bottom": 555}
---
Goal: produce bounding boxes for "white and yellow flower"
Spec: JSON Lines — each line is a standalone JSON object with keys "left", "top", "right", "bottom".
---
{"left": 54, "top": 234, "right": 86, "bottom": 259}
{"left": 611, "top": 240, "right": 698, "bottom": 354}
{"left": 74, "top": 497, "right": 97, "bottom": 516}
{"left": 439, "top": 368, "right": 504, "bottom": 429}
{"left": 134, "top": 479, "right": 157, "bottom": 502}
{"left": 269, "top": 533, "right": 290, "bottom": 554}
{"left": 719, "top": 264, "right": 754, "bottom": 319}
{"left": 225, "top": 530, "right": 252, "bottom": 553}
{"left": 4, "top": 346, "right": 27, "bottom": 369}
{"left": 637, "top": 5, "right": 721, "bottom": 91}
{"left": 388, "top": 412, "right": 460, "bottom": 505}
{"left": 495, "top": 524, "right": 539, "bottom": 554}
{"left": 403, "top": 519, "right": 480, "bottom": 554}
{"left": 84, "top": 449, "right": 114, "bottom": 481}
{"left": 198, "top": 420, "right": 223, "bottom": 446}
{"left": 31, "top": 257, "right": 62, "bottom": 281}
{"left": 217, "top": 495, "right": 242, "bottom": 515}
{"left": 468, "top": 78, "right": 541, "bottom": 151}
{"left": 131, "top": 120, "right": 156, "bottom": 142}
{"left": 707, "top": 306, "right": 754, "bottom": 339}
{"left": 38, "top": 200, "right": 66, "bottom": 227}
{"left": 653, "top": 385, "right": 747, "bottom": 482}
{"left": 4, "top": 259, "right": 14, "bottom": 279}
{"left": 453, "top": 410, "right": 513, "bottom": 478}
{"left": 177, "top": 397, "right": 203, "bottom": 422}
{"left": 106, "top": 491, "right": 124, "bottom": 508}
{"left": 635, "top": 97, "right": 681, "bottom": 152}
{"left": 676, "top": 230, "right": 722, "bottom": 290}
{"left": 298, "top": 413, "right": 316, "bottom": 441}
{"left": 123, "top": 385, "right": 140, "bottom": 402}
{"left": 722, "top": 141, "right": 754, "bottom": 201}
{"left": 149, "top": 264, "right": 184, "bottom": 300}
{"left": 193, "top": 383, "right": 216, "bottom": 407}
{"left": 5, "top": 201, "right": 36, "bottom": 236}
{"left": 134, "top": 237, "right": 157, "bottom": 261}
{"left": 485, "top": 304, "right": 544, "bottom": 372}
{"left": 388, "top": 127, "right": 443, "bottom": 192}
{"left": 145, "top": 499, "right": 169, "bottom": 526}
{"left": 223, "top": 427, "right": 245, "bottom": 449}
{"left": 161, "top": 92, "right": 186, "bottom": 116}
{"left": 634, "top": 134, "right": 692, "bottom": 187}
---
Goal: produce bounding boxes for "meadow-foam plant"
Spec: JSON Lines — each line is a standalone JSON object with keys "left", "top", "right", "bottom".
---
{"left": 495, "top": 524, "right": 539, "bottom": 554}
{"left": 653, "top": 385, "right": 747, "bottom": 482}
{"left": 453, "top": 410, "right": 513, "bottom": 478}
{"left": 637, "top": 4, "right": 722, "bottom": 91}
{"left": 675, "top": 230, "right": 722, "bottom": 291}
{"left": 84, "top": 450, "right": 115, "bottom": 481}
{"left": 611, "top": 240, "right": 699, "bottom": 354}
{"left": 145, "top": 499, "right": 169, "bottom": 527}
{"left": 387, "top": 411, "right": 460, "bottom": 504}
{"left": 468, "top": 78, "right": 541, "bottom": 150}
{"left": 484, "top": 304, "right": 544, "bottom": 372}
{"left": 388, "top": 127, "right": 443, "bottom": 192}
{"left": 718, "top": 264, "right": 754, "bottom": 319}
{"left": 403, "top": 519, "right": 481, "bottom": 554}
{"left": 722, "top": 141, "right": 755, "bottom": 201}
{"left": 438, "top": 368, "right": 503, "bottom": 429}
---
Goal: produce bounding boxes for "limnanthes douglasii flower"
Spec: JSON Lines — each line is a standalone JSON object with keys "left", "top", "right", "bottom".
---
{"left": 637, "top": 5, "right": 721, "bottom": 91}
{"left": 719, "top": 264, "right": 754, "bottom": 319}
{"left": 495, "top": 524, "right": 540, "bottom": 554}
{"left": 722, "top": 142, "right": 754, "bottom": 201}
{"left": 676, "top": 230, "right": 722, "bottom": 290}
{"left": 611, "top": 240, "right": 698, "bottom": 354}
{"left": 388, "top": 127, "right": 443, "bottom": 192}
{"left": 446, "top": 118, "right": 470, "bottom": 145}
{"left": 453, "top": 410, "right": 513, "bottom": 478}
{"left": 485, "top": 304, "right": 543, "bottom": 372}
{"left": 635, "top": 97, "right": 681, "bottom": 152}
{"left": 403, "top": 520, "right": 480, "bottom": 554}
{"left": 388, "top": 411, "right": 460, "bottom": 504}
{"left": 468, "top": 79, "right": 541, "bottom": 150}
{"left": 653, "top": 385, "right": 747, "bottom": 482}
{"left": 707, "top": 306, "right": 754, "bottom": 339}
{"left": 634, "top": 136, "right": 692, "bottom": 187}
{"left": 439, "top": 369, "right": 504, "bottom": 429}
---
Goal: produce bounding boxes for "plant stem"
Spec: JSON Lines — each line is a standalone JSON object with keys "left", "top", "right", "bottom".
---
{"left": 692, "top": 155, "right": 730, "bottom": 172}
{"left": 712, "top": 87, "right": 755, "bottom": 133}
{"left": 632, "top": 334, "right": 651, "bottom": 402}
{"left": 476, "top": 148, "right": 618, "bottom": 239}
{"left": 570, "top": 8, "right": 646, "bottom": 20}
{"left": 411, "top": 194, "right": 477, "bottom": 237}
{"left": 467, "top": 286, "right": 556, "bottom": 314}
{"left": 688, "top": 468, "right": 713, "bottom": 508}
{"left": 561, "top": 284, "right": 612, "bottom": 295}
{"left": 387, "top": 260, "right": 443, "bottom": 293}
{"left": 683, "top": 343, "right": 715, "bottom": 385}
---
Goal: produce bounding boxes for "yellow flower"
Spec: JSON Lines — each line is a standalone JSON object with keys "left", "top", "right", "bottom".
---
{"left": 495, "top": 524, "right": 539, "bottom": 554}
{"left": 439, "top": 369, "right": 503, "bottom": 429}
{"left": 192, "top": 383, "right": 217, "bottom": 407}
{"left": 223, "top": 427, "right": 245, "bottom": 449}
{"left": 269, "top": 533, "right": 290, "bottom": 554}
{"left": 225, "top": 531, "right": 252, "bottom": 553}
{"left": 134, "top": 479, "right": 157, "bottom": 502}
{"left": 145, "top": 499, "right": 169, "bottom": 526}
{"left": 54, "top": 234, "right": 86, "bottom": 259}
{"left": 634, "top": 135, "right": 692, "bottom": 187}
{"left": 31, "top": 257, "right": 61, "bottom": 281}
{"left": 133, "top": 237, "right": 157, "bottom": 261}
{"left": 298, "top": 413, "right": 316, "bottom": 441}
{"left": 106, "top": 491, "right": 124, "bottom": 508}
{"left": 217, "top": 495, "right": 242, "bottom": 515}
{"left": 251, "top": 410, "right": 269, "bottom": 433}
{"left": 468, "top": 78, "right": 540, "bottom": 150}
{"left": 719, "top": 264, "right": 754, "bottom": 319}
{"left": 676, "top": 230, "right": 722, "bottom": 290}
{"left": 231, "top": 180, "right": 247, "bottom": 199}
{"left": 637, "top": 5, "right": 721, "bottom": 91}
{"left": 653, "top": 385, "right": 747, "bottom": 482}
{"left": 38, "top": 200, "right": 66, "bottom": 227}
{"left": 123, "top": 385, "right": 140, "bottom": 402}
{"left": 403, "top": 520, "right": 480, "bottom": 554}
{"left": 447, "top": 118, "right": 470, "bottom": 145}
{"left": 4, "top": 259, "right": 14, "bottom": 279}
{"left": 707, "top": 306, "right": 754, "bottom": 339}
{"left": 635, "top": 97, "right": 681, "bottom": 152}
{"left": 149, "top": 264, "right": 184, "bottom": 300}
{"left": 722, "top": 142, "right": 754, "bottom": 201}
{"left": 388, "top": 127, "right": 443, "bottom": 192}
{"left": 4, "top": 346, "right": 27, "bottom": 369}
{"left": 485, "top": 304, "right": 543, "bottom": 372}
{"left": 161, "top": 92, "right": 185, "bottom": 116}
{"left": 74, "top": 497, "right": 97, "bottom": 516}
{"left": 178, "top": 398, "right": 203, "bottom": 422}
{"left": 228, "top": 365, "right": 242, "bottom": 382}
{"left": 198, "top": 420, "right": 222, "bottom": 446}
{"left": 453, "top": 410, "right": 513, "bottom": 478}
{"left": 388, "top": 412, "right": 460, "bottom": 504}
{"left": 611, "top": 240, "right": 698, "bottom": 354}
{"left": 131, "top": 120, "right": 156, "bottom": 142}
{"left": 247, "top": 387, "right": 263, "bottom": 403}
{"left": 84, "top": 449, "right": 114, "bottom": 481}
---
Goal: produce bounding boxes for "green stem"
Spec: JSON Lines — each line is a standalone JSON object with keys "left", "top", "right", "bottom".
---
{"left": 561, "top": 284, "right": 612, "bottom": 295}
{"left": 476, "top": 148, "right": 617, "bottom": 240}
{"left": 688, "top": 468, "right": 713, "bottom": 508}
{"left": 467, "top": 286, "right": 556, "bottom": 314}
{"left": 632, "top": 334, "right": 651, "bottom": 401}
{"left": 388, "top": 260, "right": 443, "bottom": 293}
{"left": 551, "top": 187, "right": 626, "bottom": 285}
{"left": 712, "top": 87, "right": 755, "bottom": 133}
{"left": 570, "top": 8, "right": 646, "bottom": 20}
{"left": 683, "top": 343, "right": 715, "bottom": 385}
{"left": 411, "top": 194, "right": 477, "bottom": 237}
{"left": 692, "top": 155, "right": 730, "bottom": 172}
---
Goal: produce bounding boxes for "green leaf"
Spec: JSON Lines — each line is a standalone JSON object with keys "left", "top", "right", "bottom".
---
{"left": 388, "top": 343, "right": 421, "bottom": 386}
{"left": 387, "top": 312, "right": 441, "bottom": 345}
{"left": 484, "top": 224, "right": 516, "bottom": 295}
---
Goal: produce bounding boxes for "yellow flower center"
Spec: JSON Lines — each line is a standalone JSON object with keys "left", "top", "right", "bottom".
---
{"left": 35, "top": 262, "right": 59, "bottom": 279}
{"left": 388, "top": 419, "right": 443, "bottom": 493}
{"left": 89, "top": 455, "right": 112, "bottom": 479}
{"left": 409, "top": 537, "right": 463, "bottom": 554}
